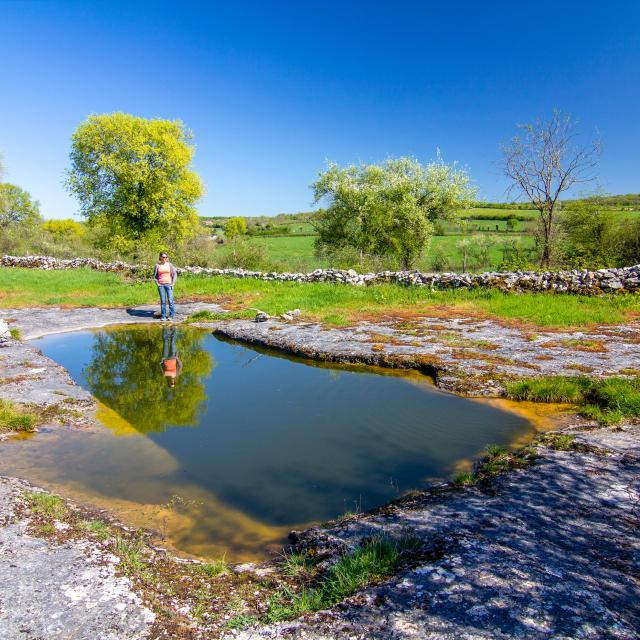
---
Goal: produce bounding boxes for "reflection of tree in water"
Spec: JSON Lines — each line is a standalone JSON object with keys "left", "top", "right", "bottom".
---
{"left": 84, "top": 326, "right": 214, "bottom": 433}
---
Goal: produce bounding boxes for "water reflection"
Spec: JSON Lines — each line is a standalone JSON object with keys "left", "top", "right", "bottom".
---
{"left": 0, "top": 326, "right": 538, "bottom": 560}
{"left": 161, "top": 326, "right": 182, "bottom": 388}
{"left": 83, "top": 325, "right": 213, "bottom": 433}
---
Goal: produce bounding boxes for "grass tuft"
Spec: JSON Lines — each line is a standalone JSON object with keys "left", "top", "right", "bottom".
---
{"left": 195, "top": 559, "right": 228, "bottom": 578}
{"left": 186, "top": 310, "right": 252, "bottom": 323}
{"left": 266, "top": 535, "right": 419, "bottom": 621}
{"left": 505, "top": 375, "right": 640, "bottom": 426}
{"left": 76, "top": 519, "right": 110, "bottom": 540}
{"left": 452, "top": 472, "right": 475, "bottom": 487}
{"left": 113, "top": 536, "right": 146, "bottom": 575}
{"left": 0, "top": 398, "right": 36, "bottom": 432}
{"left": 223, "top": 614, "right": 259, "bottom": 630}
{"left": 505, "top": 376, "right": 591, "bottom": 403}
{"left": 280, "top": 549, "right": 314, "bottom": 577}
{"left": 538, "top": 433, "right": 575, "bottom": 450}
{"left": 580, "top": 404, "right": 623, "bottom": 426}
{"left": 23, "top": 490, "right": 67, "bottom": 519}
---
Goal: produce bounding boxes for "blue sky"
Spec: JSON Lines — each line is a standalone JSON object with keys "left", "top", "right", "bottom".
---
{"left": 1, "top": 0, "right": 638, "bottom": 219}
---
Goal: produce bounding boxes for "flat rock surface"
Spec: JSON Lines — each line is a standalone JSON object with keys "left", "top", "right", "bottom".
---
{"left": 207, "top": 317, "right": 640, "bottom": 394}
{"left": 2, "top": 302, "right": 225, "bottom": 340}
{"left": 0, "top": 477, "right": 154, "bottom": 640}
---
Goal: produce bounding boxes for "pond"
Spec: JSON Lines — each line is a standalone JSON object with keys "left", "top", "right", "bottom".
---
{"left": 2, "top": 325, "right": 535, "bottom": 561}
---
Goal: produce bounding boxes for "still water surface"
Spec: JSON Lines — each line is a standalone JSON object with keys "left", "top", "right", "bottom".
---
{"left": 2, "top": 325, "right": 534, "bottom": 560}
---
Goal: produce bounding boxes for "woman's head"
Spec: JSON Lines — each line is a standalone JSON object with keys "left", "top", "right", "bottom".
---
{"left": 159, "top": 252, "right": 168, "bottom": 262}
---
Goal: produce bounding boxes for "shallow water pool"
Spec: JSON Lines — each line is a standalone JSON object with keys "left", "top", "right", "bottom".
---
{"left": 1, "top": 325, "right": 534, "bottom": 560}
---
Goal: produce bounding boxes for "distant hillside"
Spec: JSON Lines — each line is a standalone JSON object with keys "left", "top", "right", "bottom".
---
{"left": 199, "top": 194, "right": 640, "bottom": 223}
{"left": 477, "top": 194, "right": 640, "bottom": 210}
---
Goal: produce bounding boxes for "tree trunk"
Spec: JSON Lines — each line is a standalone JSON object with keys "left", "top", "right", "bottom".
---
{"left": 539, "top": 207, "right": 553, "bottom": 268}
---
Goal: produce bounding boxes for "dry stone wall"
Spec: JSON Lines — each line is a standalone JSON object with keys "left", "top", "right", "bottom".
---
{"left": 2, "top": 254, "right": 639, "bottom": 294}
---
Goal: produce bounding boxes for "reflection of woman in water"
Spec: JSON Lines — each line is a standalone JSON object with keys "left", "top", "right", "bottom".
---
{"left": 161, "top": 326, "right": 182, "bottom": 388}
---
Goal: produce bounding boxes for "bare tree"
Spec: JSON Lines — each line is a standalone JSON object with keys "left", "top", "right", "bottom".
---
{"left": 502, "top": 111, "right": 600, "bottom": 267}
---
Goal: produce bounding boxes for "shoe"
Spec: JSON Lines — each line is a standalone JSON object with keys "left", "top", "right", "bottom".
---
{"left": 161, "top": 317, "right": 168, "bottom": 322}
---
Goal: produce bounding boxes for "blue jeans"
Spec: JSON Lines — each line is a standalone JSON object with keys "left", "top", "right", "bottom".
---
{"left": 157, "top": 285, "right": 174, "bottom": 319}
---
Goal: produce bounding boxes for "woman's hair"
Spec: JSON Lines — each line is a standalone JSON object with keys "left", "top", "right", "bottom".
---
{"left": 159, "top": 252, "right": 168, "bottom": 259}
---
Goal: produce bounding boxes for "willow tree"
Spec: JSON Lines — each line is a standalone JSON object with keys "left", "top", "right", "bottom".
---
{"left": 66, "top": 113, "right": 203, "bottom": 254}
{"left": 312, "top": 156, "right": 475, "bottom": 269}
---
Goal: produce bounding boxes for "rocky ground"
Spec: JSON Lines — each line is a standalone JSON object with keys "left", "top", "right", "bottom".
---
{"left": 0, "top": 477, "right": 154, "bottom": 639}
{"left": 204, "top": 315, "right": 640, "bottom": 395}
{"left": 0, "top": 304, "right": 638, "bottom": 639}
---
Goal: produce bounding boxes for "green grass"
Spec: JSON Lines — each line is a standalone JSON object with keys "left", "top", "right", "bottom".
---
{"left": 265, "top": 535, "right": 418, "bottom": 621}
{"left": 228, "top": 232, "right": 535, "bottom": 272}
{"left": 452, "top": 472, "right": 475, "bottom": 487}
{"left": 76, "top": 519, "right": 110, "bottom": 540}
{"left": 194, "top": 559, "right": 228, "bottom": 577}
{"left": 223, "top": 614, "right": 260, "bottom": 630}
{"left": 279, "top": 549, "right": 314, "bottom": 577}
{"left": 505, "top": 375, "right": 640, "bottom": 425}
{"left": 1, "top": 267, "right": 638, "bottom": 329}
{"left": 505, "top": 376, "right": 592, "bottom": 403}
{"left": 113, "top": 536, "right": 146, "bottom": 575}
{"left": 589, "top": 376, "right": 640, "bottom": 416}
{"left": 538, "top": 433, "right": 575, "bottom": 450}
{"left": 0, "top": 398, "right": 36, "bottom": 432}
{"left": 23, "top": 490, "right": 67, "bottom": 519}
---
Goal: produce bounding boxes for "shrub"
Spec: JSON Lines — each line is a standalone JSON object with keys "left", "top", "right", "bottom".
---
{"left": 318, "top": 245, "right": 400, "bottom": 273}
{"left": 213, "top": 237, "right": 273, "bottom": 270}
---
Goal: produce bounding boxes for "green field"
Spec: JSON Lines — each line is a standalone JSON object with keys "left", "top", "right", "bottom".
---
{"left": 215, "top": 232, "right": 536, "bottom": 272}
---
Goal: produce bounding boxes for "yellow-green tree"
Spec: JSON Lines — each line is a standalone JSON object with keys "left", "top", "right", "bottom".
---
{"left": 0, "top": 183, "right": 42, "bottom": 228}
{"left": 42, "top": 219, "right": 85, "bottom": 242}
{"left": 66, "top": 113, "right": 203, "bottom": 253}
{"left": 223, "top": 216, "right": 247, "bottom": 239}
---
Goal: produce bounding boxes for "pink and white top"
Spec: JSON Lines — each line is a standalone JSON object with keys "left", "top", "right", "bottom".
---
{"left": 157, "top": 262, "right": 172, "bottom": 285}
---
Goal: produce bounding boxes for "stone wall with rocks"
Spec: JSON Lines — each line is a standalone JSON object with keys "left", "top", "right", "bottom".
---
{"left": 2, "top": 254, "right": 639, "bottom": 294}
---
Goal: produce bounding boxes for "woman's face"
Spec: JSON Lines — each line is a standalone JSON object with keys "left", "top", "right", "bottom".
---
{"left": 159, "top": 254, "right": 168, "bottom": 263}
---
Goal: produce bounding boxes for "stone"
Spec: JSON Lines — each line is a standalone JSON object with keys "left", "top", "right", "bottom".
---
{"left": 3, "top": 255, "right": 640, "bottom": 295}
{"left": 0, "top": 318, "right": 10, "bottom": 346}
{"left": 254, "top": 311, "right": 269, "bottom": 323}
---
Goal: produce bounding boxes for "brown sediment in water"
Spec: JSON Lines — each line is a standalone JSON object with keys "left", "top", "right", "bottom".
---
{"left": 1, "top": 422, "right": 294, "bottom": 562}
{"left": 475, "top": 397, "right": 573, "bottom": 433}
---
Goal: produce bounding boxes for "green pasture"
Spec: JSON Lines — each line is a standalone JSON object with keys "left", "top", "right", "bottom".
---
{"left": 215, "top": 233, "right": 537, "bottom": 272}
{"left": 1, "top": 267, "right": 638, "bottom": 329}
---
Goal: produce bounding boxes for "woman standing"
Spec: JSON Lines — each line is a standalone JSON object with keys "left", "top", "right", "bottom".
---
{"left": 153, "top": 252, "right": 177, "bottom": 321}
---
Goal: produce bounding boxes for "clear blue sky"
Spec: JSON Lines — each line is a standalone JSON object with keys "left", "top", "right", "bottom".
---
{"left": 1, "top": 0, "right": 638, "bottom": 219}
